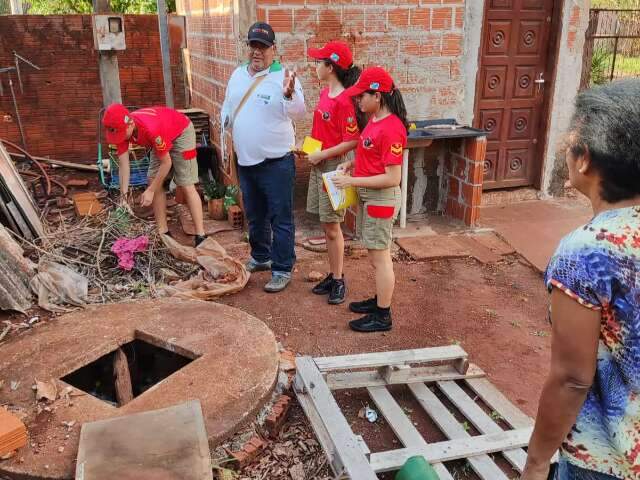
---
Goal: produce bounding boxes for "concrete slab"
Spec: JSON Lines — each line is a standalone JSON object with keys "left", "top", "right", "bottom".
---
{"left": 76, "top": 400, "right": 211, "bottom": 480}
{"left": 396, "top": 236, "right": 471, "bottom": 260}
{"left": 480, "top": 199, "right": 592, "bottom": 272}
{"left": 0, "top": 298, "right": 279, "bottom": 480}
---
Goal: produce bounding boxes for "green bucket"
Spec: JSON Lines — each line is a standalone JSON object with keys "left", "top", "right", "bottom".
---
{"left": 395, "top": 456, "right": 440, "bottom": 480}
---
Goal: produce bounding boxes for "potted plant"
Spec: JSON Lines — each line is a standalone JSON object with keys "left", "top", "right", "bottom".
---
{"left": 203, "top": 180, "right": 226, "bottom": 220}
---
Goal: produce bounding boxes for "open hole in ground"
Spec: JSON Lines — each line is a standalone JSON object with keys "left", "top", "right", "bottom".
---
{"left": 61, "top": 338, "right": 194, "bottom": 407}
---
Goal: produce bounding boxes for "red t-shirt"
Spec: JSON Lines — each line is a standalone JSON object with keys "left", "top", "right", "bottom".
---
{"left": 115, "top": 107, "right": 190, "bottom": 156}
{"left": 353, "top": 114, "right": 407, "bottom": 177}
{"left": 311, "top": 88, "right": 359, "bottom": 153}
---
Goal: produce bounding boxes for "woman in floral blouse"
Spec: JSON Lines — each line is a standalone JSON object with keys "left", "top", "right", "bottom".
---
{"left": 522, "top": 79, "right": 640, "bottom": 480}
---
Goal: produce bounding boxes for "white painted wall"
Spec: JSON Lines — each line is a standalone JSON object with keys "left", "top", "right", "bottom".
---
{"left": 540, "top": 0, "right": 590, "bottom": 195}
{"left": 460, "top": 0, "right": 484, "bottom": 126}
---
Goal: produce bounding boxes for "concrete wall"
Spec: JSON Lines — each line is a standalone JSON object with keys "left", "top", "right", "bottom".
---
{"left": 541, "top": 0, "right": 590, "bottom": 196}
{"left": 0, "top": 15, "right": 187, "bottom": 163}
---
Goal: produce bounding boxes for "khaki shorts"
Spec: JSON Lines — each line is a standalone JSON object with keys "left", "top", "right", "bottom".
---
{"left": 356, "top": 186, "right": 401, "bottom": 250}
{"left": 148, "top": 122, "right": 198, "bottom": 187}
{"left": 306, "top": 154, "right": 351, "bottom": 224}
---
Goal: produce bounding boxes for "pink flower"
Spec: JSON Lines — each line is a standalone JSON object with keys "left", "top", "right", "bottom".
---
{"left": 111, "top": 236, "right": 149, "bottom": 271}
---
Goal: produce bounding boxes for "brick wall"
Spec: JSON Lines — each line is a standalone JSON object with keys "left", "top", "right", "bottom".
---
{"left": 178, "top": 0, "right": 467, "bottom": 202}
{"left": 0, "top": 15, "right": 186, "bottom": 163}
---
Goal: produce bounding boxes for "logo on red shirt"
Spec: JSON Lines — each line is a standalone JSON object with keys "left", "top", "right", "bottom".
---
{"left": 321, "top": 111, "right": 330, "bottom": 121}
{"left": 390, "top": 143, "right": 403, "bottom": 156}
{"left": 155, "top": 136, "right": 167, "bottom": 151}
{"left": 346, "top": 116, "right": 358, "bottom": 135}
{"left": 363, "top": 137, "right": 374, "bottom": 149}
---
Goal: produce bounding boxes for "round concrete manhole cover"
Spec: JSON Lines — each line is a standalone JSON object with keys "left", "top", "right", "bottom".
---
{"left": 0, "top": 298, "right": 279, "bottom": 479}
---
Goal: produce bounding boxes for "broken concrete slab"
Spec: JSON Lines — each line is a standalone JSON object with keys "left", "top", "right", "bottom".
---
{"left": 76, "top": 400, "right": 211, "bottom": 480}
{"left": 0, "top": 298, "right": 279, "bottom": 479}
{"left": 455, "top": 236, "right": 502, "bottom": 265}
{"left": 470, "top": 232, "right": 515, "bottom": 256}
{"left": 396, "top": 236, "right": 470, "bottom": 260}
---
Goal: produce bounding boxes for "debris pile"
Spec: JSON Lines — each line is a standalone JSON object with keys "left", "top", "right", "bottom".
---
{"left": 27, "top": 204, "right": 198, "bottom": 305}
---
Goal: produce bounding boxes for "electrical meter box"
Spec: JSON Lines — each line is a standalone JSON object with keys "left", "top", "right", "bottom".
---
{"left": 93, "top": 15, "right": 126, "bottom": 51}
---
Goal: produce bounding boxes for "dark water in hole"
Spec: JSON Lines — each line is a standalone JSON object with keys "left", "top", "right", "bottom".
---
{"left": 61, "top": 339, "right": 192, "bottom": 406}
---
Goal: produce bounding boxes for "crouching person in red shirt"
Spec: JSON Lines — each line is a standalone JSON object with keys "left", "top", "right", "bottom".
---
{"left": 102, "top": 104, "right": 206, "bottom": 246}
{"left": 333, "top": 67, "right": 408, "bottom": 333}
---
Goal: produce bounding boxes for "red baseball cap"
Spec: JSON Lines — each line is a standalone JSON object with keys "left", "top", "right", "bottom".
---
{"left": 308, "top": 41, "right": 353, "bottom": 70}
{"left": 102, "top": 103, "right": 131, "bottom": 145}
{"left": 344, "top": 66, "right": 395, "bottom": 97}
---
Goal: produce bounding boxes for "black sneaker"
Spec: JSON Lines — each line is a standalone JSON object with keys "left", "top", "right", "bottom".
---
{"left": 328, "top": 278, "right": 346, "bottom": 305}
{"left": 312, "top": 273, "right": 334, "bottom": 295}
{"left": 195, "top": 234, "right": 207, "bottom": 247}
{"left": 349, "top": 310, "right": 392, "bottom": 333}
{"left": 349, "top": 296, "right": 377, "bottom": 314}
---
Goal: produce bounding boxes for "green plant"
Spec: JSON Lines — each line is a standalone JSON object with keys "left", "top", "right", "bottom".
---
{"left": 590, "top": 47, "right": 611, "bottom": 86}
{"left": 203, "top": 180, "right": 226, "bottom": 201}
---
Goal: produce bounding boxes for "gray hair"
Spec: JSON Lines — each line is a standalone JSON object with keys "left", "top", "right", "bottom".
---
{"left": 569, "top": 78, "right": 640, "bottom": 202}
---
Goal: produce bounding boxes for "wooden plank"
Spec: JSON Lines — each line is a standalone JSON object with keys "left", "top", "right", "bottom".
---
{"left": 314, "top": 346, "right": 468, "bottom": 372}
{"left": 408, "top": 383, "right": 509, "bottom": 480}
{"left": 295, "top": 357, "right": 378, "bottom": 480}
{"left": 369, "top": 428, "right": 533, "bottom": 473}
{"left": 0, "top": 143, "right": 43, "bottom": 238}
{"left": 437, "top": 381, "right": 527, "bottom": 472}
{"left": 327, "top": 364, "right": 485, "bottom": 390}
{"left": 367, "top": 386, "right": 455, "bottom": 480}
{"left": 465, "top": 378, "right": 533, "bottom": 429}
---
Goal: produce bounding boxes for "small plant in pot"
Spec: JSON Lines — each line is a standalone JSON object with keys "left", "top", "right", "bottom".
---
{"left": 203, "top": 180, "right": 226, "bottom": 220}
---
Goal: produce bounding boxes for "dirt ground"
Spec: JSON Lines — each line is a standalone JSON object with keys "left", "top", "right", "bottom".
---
{"left": 0, "top": 203, "right": 552, "bottom": 479}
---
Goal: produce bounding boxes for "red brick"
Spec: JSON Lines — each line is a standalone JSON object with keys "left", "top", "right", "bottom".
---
{"left": 442, "top": 33, "right": 462, "bottom": 55}
{"left": 446, "top": 197, "right": 465, "bottom": 221}
{"left": 410, "top": 8, "right": 431, "bottom": 28}
{"left": 461, "top": 183, "right": 482, "bottom": 207}
{"left": 465, "top": 136, "right": 487, "bottom": 162}
{"left": 432, "top": 7, "right": 452, "bottom": 30}
{"left": 389, "top": 7, "right": 410, "bottom": 28}
{"left": 294, "top": 8, "right": 318, "bottom": 32}
{"left": 464, "top": 206, "right": 480, "bottom": 226}
{"left": 268, "top": 8, "right": 293, "bottom": 32}
{"left": 468, "top": 161, "right": 484, "bottom": 185}
{"left": 257, "top": 8, "right": 267, "bottom": 21}
{"left": 455, "top": 6, "right": 464, "bottom": 28}
{"left": 448, "top": 177, "right": 460, "bottom": 199}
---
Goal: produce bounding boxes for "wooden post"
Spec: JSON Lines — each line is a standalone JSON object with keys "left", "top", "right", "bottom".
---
{"left": 94, "top": 0, "right": 122, "bottom": 107}
{"left": 157, "top": 0, "right": 174, "bottom": 108}
{"left": 113, "top": 348, "right": 134, "bottom": 406}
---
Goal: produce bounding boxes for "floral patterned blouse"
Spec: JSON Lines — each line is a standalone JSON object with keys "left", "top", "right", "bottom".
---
{"left": 545, "top": 206, "right": 640, "bottom": 479}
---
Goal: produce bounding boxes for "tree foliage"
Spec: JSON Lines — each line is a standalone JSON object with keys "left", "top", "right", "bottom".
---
{"left": 26, "top": 0, "right": 175, "bottom": 14}
{"left": 591, "top": 0, "right": 640, "bottom": 8}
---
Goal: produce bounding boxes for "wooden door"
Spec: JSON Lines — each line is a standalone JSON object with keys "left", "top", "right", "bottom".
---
{"left": 474, "top": 0, "right": 556, "bottom": 190}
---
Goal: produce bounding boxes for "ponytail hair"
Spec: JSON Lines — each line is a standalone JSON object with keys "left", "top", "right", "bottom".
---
{"left": 377, "top": 85, "right": 408, "bottom": 132}
{"left": 323, "top": 60, "right": 368, "bottom": 131}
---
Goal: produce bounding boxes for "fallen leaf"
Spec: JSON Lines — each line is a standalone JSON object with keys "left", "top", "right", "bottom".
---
{"left": 35, "top": 379, "right": 58, "bottom": 402}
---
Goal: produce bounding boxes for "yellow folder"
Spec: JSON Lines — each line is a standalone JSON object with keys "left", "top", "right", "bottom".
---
{"left": 322, "top": 170, "right": 358, "bottom": 211}
{"left": 301, "top": 136, "right": 323, "bottom": 155}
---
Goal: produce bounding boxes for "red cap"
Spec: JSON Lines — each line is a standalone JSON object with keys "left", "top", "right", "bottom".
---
{"left": 308, "top": 41, "right": 353, "bottom": 70}
{"left": 344, "top": 66, "right": 394, "bottom": 97}
{"left": 102, "top": 103, "right": 131, "bottom": 145}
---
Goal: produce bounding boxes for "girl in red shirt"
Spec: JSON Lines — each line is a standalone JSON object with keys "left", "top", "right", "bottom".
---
{"left": 303, "top": 41, "right": 365, "bottom": 305}
{"left": 334, "top": 66, "right": 408, "bottom": 332}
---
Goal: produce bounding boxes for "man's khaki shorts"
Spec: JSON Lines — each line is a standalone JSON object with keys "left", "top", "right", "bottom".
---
{"left": 356, "top": 186, "right": 401, "bottom": 250}
{"left": 306, "top": 155, "right": 351, "bottom": 224}
{"left": 148, "top": 121, "right": 198, "bottom": 187}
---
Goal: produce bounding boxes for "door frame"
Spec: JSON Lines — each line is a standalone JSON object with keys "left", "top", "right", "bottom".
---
{"left": 472, "top": 0, "right": 564, "bottom": 191}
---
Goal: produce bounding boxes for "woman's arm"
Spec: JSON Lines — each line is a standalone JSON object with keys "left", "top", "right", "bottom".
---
{"left": 333, "top": 164, "right": 401, "bottom": 190}
{"left": 521, "top": 288, "right": 601, "bottom": 480}
{"left": 307, "top": 140, "right": 358, "bottom": 165}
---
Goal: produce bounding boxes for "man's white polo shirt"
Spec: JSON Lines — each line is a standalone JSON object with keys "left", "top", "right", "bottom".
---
{"left": 221, "top": 61, "right": 305, "bottom": 167}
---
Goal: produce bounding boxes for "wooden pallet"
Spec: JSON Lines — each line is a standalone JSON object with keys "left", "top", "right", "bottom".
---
{"left": 294, "top": 346, "right": 534, "bottom": 479}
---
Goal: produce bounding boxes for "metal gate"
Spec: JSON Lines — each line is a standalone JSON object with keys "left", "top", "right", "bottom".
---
{"left": 581, "top": 9, "right": 640, "bottom": 89}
